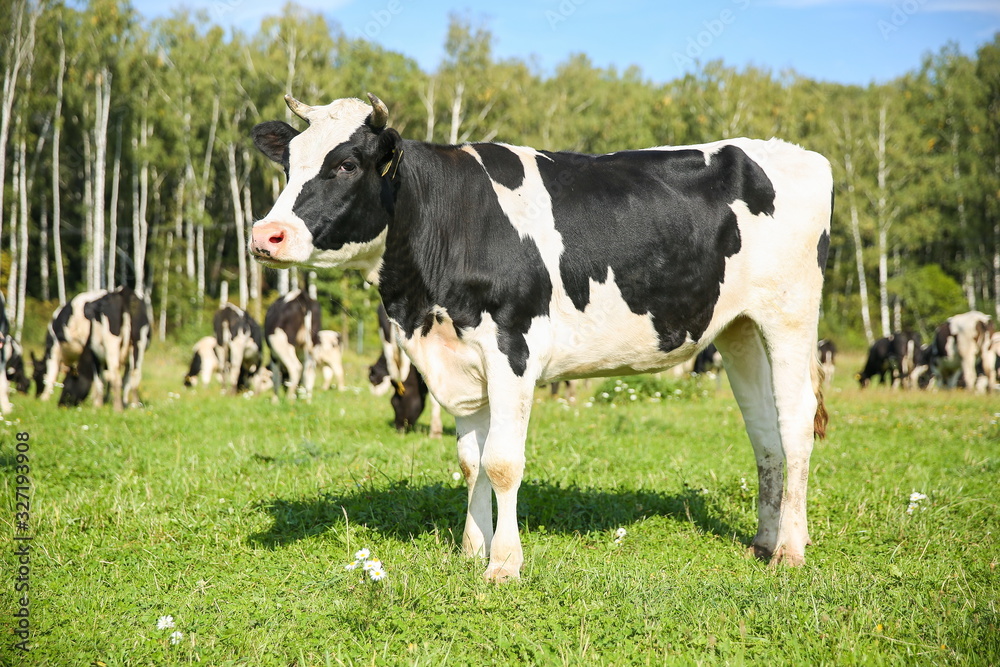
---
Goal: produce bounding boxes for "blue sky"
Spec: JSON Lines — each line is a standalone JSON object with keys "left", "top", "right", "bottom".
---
{"left": 131, "top": 0, "right": 1000, "bottom": 85}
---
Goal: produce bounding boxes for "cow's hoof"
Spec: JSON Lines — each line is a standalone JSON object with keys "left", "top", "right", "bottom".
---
{"left": 747, "top": 544, "right": 773, "bottom": 562}
{"left": 483, "top": 563, "right": 520, "bottom": 583}
{"left": 767, "top": 546, "right": 805, "bottom": 567}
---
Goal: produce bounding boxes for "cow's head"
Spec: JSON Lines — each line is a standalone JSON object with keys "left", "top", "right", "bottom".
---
{"left": 249, "top": 93, "right": 401, "bottom": 280}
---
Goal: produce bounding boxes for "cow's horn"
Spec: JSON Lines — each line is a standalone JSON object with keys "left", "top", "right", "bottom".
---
{"left": 284, "top": 94, "right": 313, "bottom": 121}
{"left": 367, "top": 92, "right": 389, "bottom": 129}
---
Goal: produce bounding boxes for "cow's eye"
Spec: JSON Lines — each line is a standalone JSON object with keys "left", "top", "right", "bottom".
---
{"left": 339, "top": 161, "right": 357, "bottom": 173}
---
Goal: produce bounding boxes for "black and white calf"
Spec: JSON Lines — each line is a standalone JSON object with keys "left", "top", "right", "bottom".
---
{"left": 250, "top": 94, "right": 832, "bottom": 579}
{"left": 264, "top": 290, "right": 321, "bottom": 401}
{"left": 5, "top": 337, "right": 30, "bottom": 395}
{"left": 315, "top": 330, "right": 346, "bottom": 391}
{"left": 816, "top": 339, "right": 836, "bottom": 388}
{"left": 185, "top": 336, "right": 222, "bottom": 387}
{"left": 214, "top": 303, "right": 265, "bottom": 394}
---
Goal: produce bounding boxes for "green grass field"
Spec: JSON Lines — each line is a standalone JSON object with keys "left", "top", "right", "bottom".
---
{"left": 1, "top": 347, "right": 998, "bottom": 665}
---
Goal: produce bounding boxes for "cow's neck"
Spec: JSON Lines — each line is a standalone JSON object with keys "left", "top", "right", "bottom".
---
{"left": 377, "top": 140, "right": 468, "bottom": 339}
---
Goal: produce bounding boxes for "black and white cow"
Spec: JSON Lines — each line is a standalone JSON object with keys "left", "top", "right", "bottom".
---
{"left": 315, "top": 330, "right": 346, "bottom": 391}
{"left": 369, "top": 350, "right": 431, "bottom": 433}
{"left": 35, "top": 290, "right": 107, "bottom": 401}
{"left": 214, "top": 303, "right": 265, "bottom": 394}
{"left": 59, "top": 287, "right": 149, "bottom": 411}
{"left": 249, "top": 94, "right": 832, "bottom": 579}
{"left": 185, "top": 335, "right": 221, "bottom": 387}
{"left": 928, "top": 311, "right": 996, "bottom": 392}
{"left": 816, "top": 339, "right": 836, "bottom": 388}
{"left": 0, "top": 293, "right": 12, "bottom": 416}
{"left": 264, "top": 290, "right": 321, "bottom": 401}
{"left": 889, "top": 331, "right": 922, "bottom": 389}
{"left": 857, "top": 337, "right": 894, "bottom": 388}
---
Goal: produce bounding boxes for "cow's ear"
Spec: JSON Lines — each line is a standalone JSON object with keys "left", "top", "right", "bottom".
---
{"left": 252, "top": 121, "right": 300, "bottom": 164}
{"left": 376, "top": 128, "right": 403, "bottom": 179}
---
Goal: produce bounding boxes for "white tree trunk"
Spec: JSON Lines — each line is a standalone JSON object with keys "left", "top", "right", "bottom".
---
{"left": 82, "top": 105, "right": 94, "bottom": 290}
{"left": 227, "top": 142, "right": 248, "bottom": 309}
{"left": 241, "top": 153, "right": 261, "bottom": 318}
{"left": 107, "top": 121, "right": 122, "bottom": 288}
{"left": 92, "top": 68, "right": 112, "bottom": 290}
{"left": 7, "top": 145, "right": 19, "bottom": 324}
{"left": 158, "top": 231, "right": 173, "bottom": 342}
{"left": 844, "top": 150, "right": 874, "bottom": 345}
{"left": 16, "top": 137, "right": 28, "bottom": 337}
{"left": 874, "top": 104, "right": 892, "bottom": 338}
{"left": 132, "top": 106, "right": 150, "bottom": 295}
{"left": 272, "top": 175, "right": 289, "bottom": 295}
{"left": 421, "top": 77, "right": 436, "bottom": 141}
{"left": 40, "top": 195, "right": 49, "bottom": 301}
{"left": 52, "top": 22, "right": 67, "bottom": 304}
{"left": 448, "top": 80, "right": 464, "bottom": 144}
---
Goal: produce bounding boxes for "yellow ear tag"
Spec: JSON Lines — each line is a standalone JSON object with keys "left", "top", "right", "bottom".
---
{"left": 395, "top": 380, "right": 406, "bottom": 395}
{"left": 380, "top": 161, "right": 391, "bottom": 177}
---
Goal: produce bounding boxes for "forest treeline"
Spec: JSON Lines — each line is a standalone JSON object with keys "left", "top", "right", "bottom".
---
{"left": 1, "top": 0, "right": 998, "bottom": 350}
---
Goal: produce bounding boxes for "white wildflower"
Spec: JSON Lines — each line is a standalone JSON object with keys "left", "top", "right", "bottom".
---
{"left": 157, "top": 615, "right": 175, "bottom": 630}
{"left": 169, "top": 631, "right": 184, "bottom": 645}
{"left": 615, "top": 527, "right": 627, "bottom": 539}
{"left": 453, "top": 471, "right": 462, "bottom": 481}
{"left": 363, "top": 559, "right": 381, "bottom": 572}
{"left": 354, "top": 548, "right": 371, "bottom": 560}
{"left": 345, "top": 560, "right": 359, "bottom": 570}
{"left": 369, "top": 566, "right": 387, "bottom": 581}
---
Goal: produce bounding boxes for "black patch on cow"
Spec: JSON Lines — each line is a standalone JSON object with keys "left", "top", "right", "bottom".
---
{"left": 378, "top": 142, "right": 553, "bottom": 377}
{"left": 817, "top": 230, "right": 830, "bottom": 271}
{"left": 51, "top": 301, "right": 73, "bottom": 343}
{"left": 89, "top": 292, "right": 127, "bottom": 337}
{"left": 186, "top": 351, "right": 203, "bottom": 386}
{"left": 535, "top": 144, "right": 771, "bottom": 353}
{"left": 252, "top": 121, "right": 300, "bottom": 176}
{"left": 472, "top": 143, "right": 524, "bottom": 191}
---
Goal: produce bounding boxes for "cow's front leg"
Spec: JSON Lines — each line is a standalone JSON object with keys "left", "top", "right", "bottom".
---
{"left": 456, "top": 407, "right": 492, "bottom": 559}
{"left": 481, "top": 387, "right": 532, "bottom": 582}
{"left": 428, "top": 395, "right": 443, "bottom": 438}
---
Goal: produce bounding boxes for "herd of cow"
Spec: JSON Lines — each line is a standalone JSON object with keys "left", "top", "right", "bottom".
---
{"left": 855, "top": 310, "right": 998, "bottom": 392}
{"left": 0, "top": 284, "right": 445, "bottom": 434}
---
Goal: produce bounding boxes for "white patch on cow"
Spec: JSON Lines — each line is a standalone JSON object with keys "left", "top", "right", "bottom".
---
{"left": 40, "top": 289, "right": 107, "bottom": 401}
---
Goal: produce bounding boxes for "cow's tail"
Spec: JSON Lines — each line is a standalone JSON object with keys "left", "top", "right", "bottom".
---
{"left": 811, "top": 350, "right": 828, "bottom": 440}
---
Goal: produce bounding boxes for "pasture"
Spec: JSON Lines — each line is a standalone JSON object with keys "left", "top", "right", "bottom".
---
{"left": 1, "top": 348, "right": 998, "bottom": 665}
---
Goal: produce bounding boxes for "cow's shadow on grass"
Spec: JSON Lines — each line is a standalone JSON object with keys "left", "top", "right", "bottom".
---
{"left": 248, "top": 479, "right": 751, "bottom": 549}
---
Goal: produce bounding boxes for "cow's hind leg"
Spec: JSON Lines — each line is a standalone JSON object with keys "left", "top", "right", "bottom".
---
{"left": 760, "top": 318, "right": 821, "bottom": 566}
{"left": 456, "top": 407, "right": 492, "bottom": 559}
{"left": 714, "top": 317, "right": 784, "bottom": 562}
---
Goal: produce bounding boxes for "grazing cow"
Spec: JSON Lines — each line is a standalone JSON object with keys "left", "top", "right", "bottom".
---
{"left": 62, "top": 287, "right": 147, "bottom": 410}
{"left": 816, "top": 339, "right": 836, "bottom": 388}
{"left": 214, "top": 303, "right": 265, "bottom": 394}
{"left": 315, "top": 330, "right": 346, "bottom": 391}
{"left": 35, "top": 290, "right": 108, "bottom": 401}
{"left": 265, "top": 290, "right": 321, "bottom": 401}
{"left": 928, "top": 311, "right": 996, "bottom": 392}
{"left": 857, "top": 337, "right": 894, "bottom": 388}
{"left": 185, "top": 336, "right": 222, "bottom": 387}
{"left": 376, "top": 304, "right": 443, "bottom": 436}
{"left": 368, "top": 353, "right": 393, "bottom": 396}
{"left": 369, "top": 350, "right": 431, "bottom": 432}
{"left": 249, "top": 93, "right": 832, "bottom": 579}
{"left": 0, "top": 293, "right": 11, "bottom": 415}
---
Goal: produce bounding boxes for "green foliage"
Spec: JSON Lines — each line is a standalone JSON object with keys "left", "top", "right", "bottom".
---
{"left": 888, "top": 264, "right": 968, "bottom": 336}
